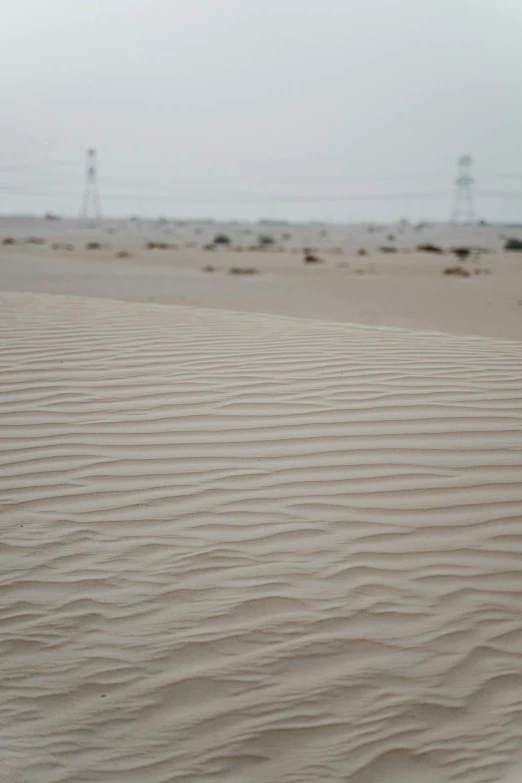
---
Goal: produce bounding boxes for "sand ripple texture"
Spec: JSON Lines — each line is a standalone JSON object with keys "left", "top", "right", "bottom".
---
{"left": 1, "top": 291, "right": 522, "bottom": 783}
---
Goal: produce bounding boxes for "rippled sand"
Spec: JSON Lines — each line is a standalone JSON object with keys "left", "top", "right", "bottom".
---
{"left": 1, "top": 292, "right": 522, "bottom": 782}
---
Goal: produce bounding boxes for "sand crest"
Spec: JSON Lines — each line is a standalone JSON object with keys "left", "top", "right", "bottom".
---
{"left": 1, "top": 292, "right": 522, "bottom": 782}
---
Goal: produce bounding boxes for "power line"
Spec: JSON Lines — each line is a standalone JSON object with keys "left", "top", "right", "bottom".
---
{"left": 3, "top": 152, "right": 522, "bottom": 219}
{"left": 3, "top": 183, "right": 522, "bottom": 202}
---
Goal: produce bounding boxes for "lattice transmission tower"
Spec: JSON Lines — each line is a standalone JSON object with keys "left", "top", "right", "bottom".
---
{"left": 451, "top": 155, "right": 475, "bottom": 223}
{"left": 79, "top": 148, "right": 102, "bottom": 223}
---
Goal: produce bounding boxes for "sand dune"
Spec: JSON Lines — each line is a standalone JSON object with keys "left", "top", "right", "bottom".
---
{"left": 1, "top": 291, "right": 522, "bottom": 782}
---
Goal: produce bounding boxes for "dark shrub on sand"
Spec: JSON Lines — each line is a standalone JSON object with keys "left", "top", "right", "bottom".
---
{"left": 443, "top": 266, "right": 471, "bottom": 277}
{"left": 228, "top": 267, "right": 258, "bottom": 275}
{"left": 504, "top": 237, "right": 522, "bottom": 251}
{"left": 146, "top": 241, "right": 171, "bottom": 250}
{"left": 258, "top": 234, "right": 274, "bottom": 247}
{"left": 417, "top": 243, "right": 443, "bottom": 253}
{"left": 452, "top": 247, "right": 471, "bottom": 260}
{"left": 303, "top": 248, "right": 322, "bottom": 263}
{"left": 213, "top": 234, "right": 231, "bottom": 245}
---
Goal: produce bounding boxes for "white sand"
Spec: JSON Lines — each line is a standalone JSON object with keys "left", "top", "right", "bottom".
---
{"left": 1, "top": 291, "right": 522, "bottom": 782}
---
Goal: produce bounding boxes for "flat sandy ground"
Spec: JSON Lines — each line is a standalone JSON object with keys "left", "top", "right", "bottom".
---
{"left": 1, "top": 218, "right": 522, "bottom": 783}
{"left": 1, "top": 216, "right": 522, "bottom": 339}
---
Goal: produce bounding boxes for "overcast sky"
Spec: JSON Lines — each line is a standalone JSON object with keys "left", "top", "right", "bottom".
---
{"left": 1, "top": 0, "right": 522, "bottom": 222}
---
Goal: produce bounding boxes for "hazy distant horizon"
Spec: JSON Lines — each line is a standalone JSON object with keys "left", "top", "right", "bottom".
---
{"left": 2, "top": 165, "right": 522, "bottom": 224}
{"left": 4, "top": 211, "right": 522, "bottom": 229}
{"left": 2, "top": 154, "right": 522, "bottom": 224}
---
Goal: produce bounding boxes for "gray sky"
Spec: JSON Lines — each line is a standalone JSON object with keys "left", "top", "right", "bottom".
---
{"left": 2, "top": 0, "right": 522, "bottom": 222}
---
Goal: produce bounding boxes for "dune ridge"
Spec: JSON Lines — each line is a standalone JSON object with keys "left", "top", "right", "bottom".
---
{"left": 1, "top": 291, "right": 522, "bottom": 783}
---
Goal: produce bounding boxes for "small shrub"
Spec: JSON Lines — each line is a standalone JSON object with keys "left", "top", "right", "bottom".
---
{"left": 115, "top": 250, "right": 131, "bottom": 258}
{"left": 387, "top": 234, "right": 396, "bottom": 242}
{"left": 443, "top": 266, "right": 471, "bottom": 277}
{"left": 417, "top": 243, "right": 443, "bottom": 253}
{"left": 453, "top": 247, "right": 471, "bottom": 260}
{"left": 2, "top": 237, "right": 15, "bottom": 245}
{"left": 213, "top": 234, "right": 231, "bottom": 245}
{"left": 228, "top": 266, "right": 258, "bottom": 275}
{"left": 303, "top": 248, "right": 322, "bottom": 263}
{"left": 357, "top": 248, "right": 367, "bottom": 256}
{"left": 44, "top": 212, "right": 60, "bottom": 221}
{"left": 203, "top": 243, "right": 214, "bottom": 251}
{"left": 146, "top": 241, "right": 171, "bottom": 250}
{"left": 379, "top": 246, "right": 397, "bottom": 253}
{"left": 202, "top": 264, "right": 216, "bottom": 272}
{"left": 86, "top": 242, "right": 101, "bottom": 250}
{"left": 258, "top": 234, "right": 274, "bottom": 247}
{"left": 504, "top": 237, "right": 522, "bottom": 251}
{"left": 26, "top": 237, "right": 45, "bottom": 245}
